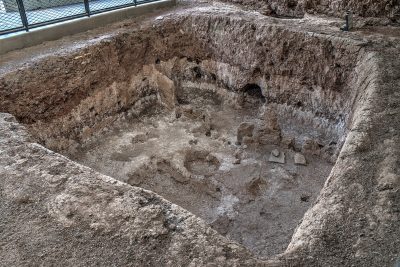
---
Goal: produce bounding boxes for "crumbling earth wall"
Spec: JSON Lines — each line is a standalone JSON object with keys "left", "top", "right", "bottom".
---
{"left": 0, "top": 2, "right": 399, "bottom": 267}
{"left": 220, "top": 0, "right": 400, "bottom": 22}
{"left": 0, "top": 9, "right": 363, "bottom": 160}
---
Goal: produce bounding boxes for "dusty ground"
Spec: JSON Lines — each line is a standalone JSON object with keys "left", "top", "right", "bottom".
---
{"left": 0, "top": 0, "right": 399, "bottom": 266}
{"left": 69, "top": 93, "right": 332, "bottom": 258}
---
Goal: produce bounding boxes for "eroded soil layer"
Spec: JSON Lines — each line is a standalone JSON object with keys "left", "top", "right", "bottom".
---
{"left": 0, "top": 5, "right": 362, "bottom": 260}
{"left": 68, "top": 92, "right": 333, "bottom": 257}
{"left": 0, "top": 2, "right": 399, "bottom": 266}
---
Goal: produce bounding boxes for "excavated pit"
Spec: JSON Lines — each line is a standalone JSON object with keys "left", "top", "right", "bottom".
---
{"left": 0, "top": 9, "right": 368, "bottom": 259}
{"left": 64, "top": 87, "right": 335, "bottom": 257}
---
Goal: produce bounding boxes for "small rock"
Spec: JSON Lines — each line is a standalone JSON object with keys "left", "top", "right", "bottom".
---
{"left": 155, "top": 16, "right": 164, "bottom": 20}
{"left": 237, "top": 122, "right": 255, "bottom": 143}
{"left": 175, "top": 109, "right": 182, "bottom": 119}
{"left": 269, "top": 151, "right": 285, "bottom": 164}
{"left": 242, "top": 136, "right": 253, "bottom": 145}
{"left": 234, "top": 149, "right": 243, "bottom": 159}
{"left": 294, "top": 153, "right": 307, "bottom": 165}
{"left": 377, "top": 172, "right": 397, "bottom": 191}
{"left": 233, "top": 158, "right": 241, "bottom": 165}
{"left": 219, "top": 135, "right": 227, "bottom": 143}
{"left": 210, "top": 130, "right": 220, "bottom": 139}
{"left": 189, "top": 139, "right": 198, "bottom": 145}
{"left": 302, "top": 138, "right": 321, "bottom": 156}
{"left": 281, "top": 136, "right": 295, "bottom": 149}
{"left": 272, "top": 149, "right": 280, "bottom": 157}
{"left": 300, "top": 194, "right": 310, "bottom": 202}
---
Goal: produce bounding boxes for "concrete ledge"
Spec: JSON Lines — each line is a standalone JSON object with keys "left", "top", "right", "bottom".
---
{"left": 0, "top": 0, "right": 175, "bottom": 55}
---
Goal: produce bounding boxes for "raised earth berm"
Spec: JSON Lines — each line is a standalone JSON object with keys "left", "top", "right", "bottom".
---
{"left": 0, "top": 1, "right": 399, "bottom": 266}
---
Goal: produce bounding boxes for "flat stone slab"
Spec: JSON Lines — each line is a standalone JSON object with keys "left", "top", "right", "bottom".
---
{"left": 269, "top": 150, "right": 285, "bottom": 164}
{"left": 294, "top": 153, "right": 307, "bottom": 165}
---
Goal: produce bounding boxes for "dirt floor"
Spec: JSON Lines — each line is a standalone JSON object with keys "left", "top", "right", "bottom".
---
{"left": 69, "top": 95, "right": 332, "bottom": 257}
{"left": 0, "top": 1, "right": 399, "bottom": 266}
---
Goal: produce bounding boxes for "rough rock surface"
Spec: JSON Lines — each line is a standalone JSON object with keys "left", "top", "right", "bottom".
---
{"left": 0, "top": 1, "right": 399, "bottom": 266}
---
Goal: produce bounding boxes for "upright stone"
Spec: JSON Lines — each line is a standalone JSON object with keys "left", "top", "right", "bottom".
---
{"left": 294, "top": 153, "right": 307, "bottom": 165}
{"left": 236, "top": 122, "right": 255, "bottom": 144}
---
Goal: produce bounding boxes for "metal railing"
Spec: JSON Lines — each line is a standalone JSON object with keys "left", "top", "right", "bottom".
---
{"left": 0, "top": 0, "right": 160, "bottom": 35}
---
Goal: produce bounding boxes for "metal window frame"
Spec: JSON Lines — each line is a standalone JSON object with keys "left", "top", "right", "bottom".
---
{"left": 0, "top": 0, "right": 162, "bottom": 36}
